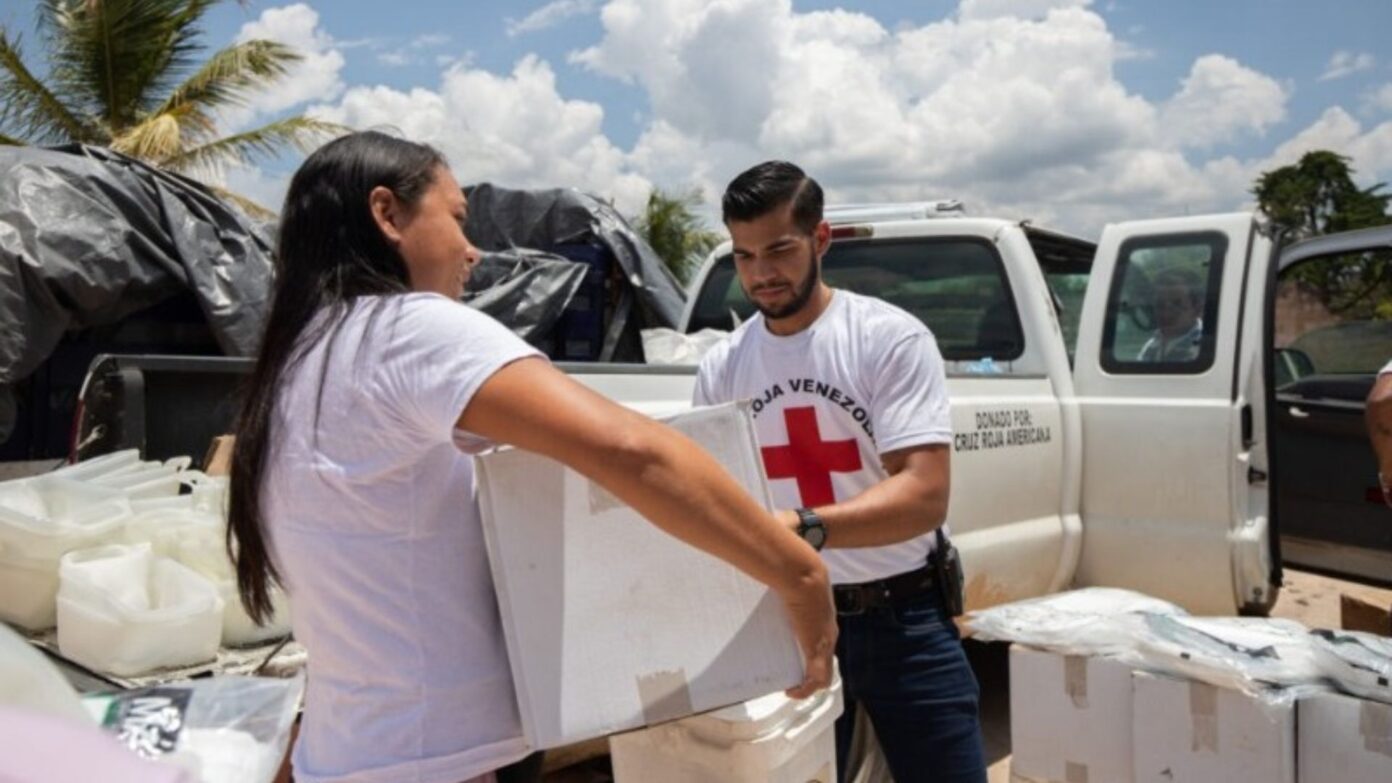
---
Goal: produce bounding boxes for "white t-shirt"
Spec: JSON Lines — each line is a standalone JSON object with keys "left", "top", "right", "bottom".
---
{"left": 264, "top": 293, "right": 541, "bottom": 783}
{"left": 694, "top": 290, "right": 953, "bottom": 585}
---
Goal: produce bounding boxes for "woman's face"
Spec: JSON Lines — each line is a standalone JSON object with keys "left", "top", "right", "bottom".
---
{"left": 382, "top": 166, "right": 481, "bottom": 298}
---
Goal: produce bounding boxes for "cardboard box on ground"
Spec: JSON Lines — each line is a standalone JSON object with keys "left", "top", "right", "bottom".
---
{"left": 1130, "top": 670, "right": 1296, "bottom": 783}
{"left": 1299, "top": 690, "right": 1392, "bottom": 783}
{"left": 475, "top": 401, "right": 805, "bottom": 751}
{"left": 1008, "top": 645, "right": 1135, "bottom": 783}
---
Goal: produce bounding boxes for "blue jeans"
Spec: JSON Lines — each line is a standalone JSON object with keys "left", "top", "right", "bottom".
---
{"left": 834, "top": 590, "right": 987, "bottom": 783}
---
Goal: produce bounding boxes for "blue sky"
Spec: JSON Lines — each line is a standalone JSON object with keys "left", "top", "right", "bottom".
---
{"left": 5, "top": 0, "right": 1391, "bottom": 233}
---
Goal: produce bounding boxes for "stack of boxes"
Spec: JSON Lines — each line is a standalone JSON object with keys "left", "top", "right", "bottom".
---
{"left": 1007, "top": 630, "right": 1391, "bottom": 782}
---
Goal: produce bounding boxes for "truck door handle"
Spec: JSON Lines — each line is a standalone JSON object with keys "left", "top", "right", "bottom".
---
{"left": 1287, "top": 406, "right": 1309, "bottom": 419}
{"left": 1248, "top": 467, "right": 1268, "bottom": 484}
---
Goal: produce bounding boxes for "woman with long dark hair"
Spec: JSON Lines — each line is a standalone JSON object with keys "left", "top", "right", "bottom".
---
{"left": 227, "top": 131, "right": 835, "bottom": 783}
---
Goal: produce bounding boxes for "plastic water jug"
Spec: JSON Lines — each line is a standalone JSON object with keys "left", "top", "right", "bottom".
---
{"left": 611, "top": 676, "right": 844, "bottom": 783}
{"left": 123, "top": 507, "right": 222, "bottom": 558}
{"left": 57, "top": 544, "right": 223, "bottom": 676}
{"left": 175, "top": 534, "right": 292, "bottom": 646}
{"left": 0, "top": 477, "right": 130, "bottom": 630}
{"left": 47, "top": 448, "right": 142, "bottom": 482}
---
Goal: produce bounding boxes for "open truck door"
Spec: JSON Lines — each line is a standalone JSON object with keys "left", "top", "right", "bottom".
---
{"left": 1272, "top": 226, "right": 1392, "bottom": 583}
{"left": 1071, "top": 213, "right": 1278, "bottom": 615}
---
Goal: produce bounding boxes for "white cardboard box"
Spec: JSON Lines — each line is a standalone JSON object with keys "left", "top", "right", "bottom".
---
{"left": 475, "top": 402, "right": 804, "bottom": 750}
{"left": 1008, "top": 645, "right": 1134, "bottom": 783}
{"left": 1130, "top": 671, "right": 1294, "bottom": 783}
{"left": 1298, "top": 691, "right": 1392, "bottom": 783}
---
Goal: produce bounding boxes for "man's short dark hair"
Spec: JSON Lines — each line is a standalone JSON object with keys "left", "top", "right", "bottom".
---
{"left": 722, "top": 161, "right": 824, "bottom": 234}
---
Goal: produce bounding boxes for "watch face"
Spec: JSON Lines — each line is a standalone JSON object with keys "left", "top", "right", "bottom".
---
{"left": 804, "top": 524, "right": 827, "bottom": 550}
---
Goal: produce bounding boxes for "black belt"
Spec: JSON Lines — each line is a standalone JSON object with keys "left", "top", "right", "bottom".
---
{"left": 832, "top": 562, "right": 937, "bottom": 615}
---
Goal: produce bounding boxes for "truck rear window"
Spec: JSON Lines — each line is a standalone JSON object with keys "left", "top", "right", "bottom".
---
{"left": 688, "top": 238, "right": 1024, "bottom": 362}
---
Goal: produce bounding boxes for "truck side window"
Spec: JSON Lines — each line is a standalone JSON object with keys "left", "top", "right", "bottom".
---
{"left": 689, "top": 238, "right": 1025, "bottom": 363}
{"left": 1274, "top": 248, "right": 1392, "bottom": 394}
{"left": 1101, "top": 232, "right": 1227, "bottom": 374}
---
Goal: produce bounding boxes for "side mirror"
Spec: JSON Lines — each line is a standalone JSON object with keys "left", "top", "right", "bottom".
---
{"left": 1274, "top": 348, "right": 1315, "bottom": 388}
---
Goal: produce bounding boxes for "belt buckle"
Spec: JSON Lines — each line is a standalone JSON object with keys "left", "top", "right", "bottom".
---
{"left": 835, "top": 587, "right": 867, "bottom": 616}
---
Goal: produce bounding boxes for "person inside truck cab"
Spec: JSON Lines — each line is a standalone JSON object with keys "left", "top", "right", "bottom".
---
{"left": 1137, "top": 267, "right": 1205, "bottom": 362}
{"left": 223, "top": 132, "right": 837, "bottom": 783}
{"left": 695, "top": 161, "right": 987, "bottom": 783}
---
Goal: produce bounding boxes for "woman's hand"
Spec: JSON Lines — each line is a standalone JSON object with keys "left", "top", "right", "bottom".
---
{"left": 775, "top": 562, "right": 837, "bottom": 699}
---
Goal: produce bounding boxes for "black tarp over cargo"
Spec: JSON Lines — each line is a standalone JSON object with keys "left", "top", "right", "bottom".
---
{"left": 464, "top": 183, "right": 688, "bottom": 361}
{"left": 0, "top": 147, "right": 685, "bottom": 455}
{"left": 0, "top": 145, "right": 275, "bottom": 446}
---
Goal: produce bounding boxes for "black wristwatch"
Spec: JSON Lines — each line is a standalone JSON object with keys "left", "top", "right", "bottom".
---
{"left": 795, "top": 508, "right": 828, "bottom": 551}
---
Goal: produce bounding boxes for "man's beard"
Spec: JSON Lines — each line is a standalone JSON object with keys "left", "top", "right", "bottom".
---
{"left": 746, "top": 248, "right": 821, "bottom": 320}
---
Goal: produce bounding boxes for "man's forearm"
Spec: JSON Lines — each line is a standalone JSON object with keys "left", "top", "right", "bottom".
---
{"left": 780, "top": 458, "right": 949, "bottom": 549}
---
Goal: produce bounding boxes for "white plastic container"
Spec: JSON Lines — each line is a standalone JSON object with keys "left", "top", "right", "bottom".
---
{"left": 47, "top": 448, "right": 142, "bottom": 482}
{"left": 610, "top": 678, "right": 843, "bottom": 783}
{"left": 57, "top": 543, "right": 224, "bottom": 676}
{"left": 123, "top": 507, "right": 222, "bottom": 558}
{"left": 175, "top": 534, "right": 292, "bottom": 646}
{"left": 91, "top": 463, "right": 185, "bottom": 499}
{"left": 0, "top": 476, "right": 131, "bottom": 630}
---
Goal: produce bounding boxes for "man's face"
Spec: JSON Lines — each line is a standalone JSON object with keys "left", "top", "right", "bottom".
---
{"left": 1155, "top": 282, "right": 1198, "bottom": 337}
{"left": 727, "top": 202, "right": 827, "bottom": 320}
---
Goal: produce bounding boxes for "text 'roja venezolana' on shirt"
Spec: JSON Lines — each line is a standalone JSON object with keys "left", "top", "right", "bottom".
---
{"left": 749, "top": 378, "right": 875, "bottom": 438}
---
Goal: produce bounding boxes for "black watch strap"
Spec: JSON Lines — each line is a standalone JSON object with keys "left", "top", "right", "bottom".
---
{"left": 795, "top": 508, "right": 828, "bottom": 551}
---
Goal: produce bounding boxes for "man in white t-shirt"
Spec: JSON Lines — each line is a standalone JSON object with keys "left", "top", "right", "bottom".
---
{"left": 695, "top": 162, "right": 986, "bottom": 783}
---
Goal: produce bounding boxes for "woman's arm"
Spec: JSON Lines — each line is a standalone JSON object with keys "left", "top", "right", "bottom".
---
{"left": 459, "top": 358, "right": 836, "bottom": 698}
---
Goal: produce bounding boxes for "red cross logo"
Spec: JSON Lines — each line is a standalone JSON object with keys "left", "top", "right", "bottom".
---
{"left": 761, "top": 406, "right": 863, "bottom": 507}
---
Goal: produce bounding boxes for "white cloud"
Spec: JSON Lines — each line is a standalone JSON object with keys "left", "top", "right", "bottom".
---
{"left": 233, "top": 4, "right": 345, "bottom": 120}
{"left": 1365, "top": 83, "right": 1392, "bottom": 115}
{"left": 412, "top": 34, "right": 451, "bottom": 48}
{"left": 224, "top": 163, "right": 292, "bottom": 214}
{"left": 562, "top": 0, "right": 1392, "bottom": 233}
{"left": 507, "top": 0, "right": 599, "bottom": 37}
{"left": 219, "top": 0, "right": 1392, "bottom": 237}
{"left": 1319, "top": 50, "right": 1374, "bottom": 81}
{"left": 310, "top": 56, "right": 652, "bottom": 215}
{"left": 958, "top": 0, "right": 1092, "bottom": 21}
{"left": 377, "top": 51, "right": 411, "bottom": 67}
{"left": 1160, "top": 55, "right": 1287, "bottom": 149}
{"left": 1263, "top": 107, "right": 1392, "bottom": 179}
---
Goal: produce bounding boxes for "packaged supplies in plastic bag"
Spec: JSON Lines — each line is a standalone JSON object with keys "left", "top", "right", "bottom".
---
{"left": 963, "top": 587, "right": 1188, "bottom": 655}
{"left": 1309, "top": 628, "right": 1392, "bottom": 704}
{"left": 0, "top": 706, "right": 198, "bottom": 783}
{"left": 1120, "top": 615, "right": 1338, "bottom": 702}
{"left": 640, "top": 328, "right": 729, "bottom": 365}
{"left": 0, "top": 623, "right": 88, "bottom": 723}
{"left": 83, "top": 674, "right": 303, "bottom": 783}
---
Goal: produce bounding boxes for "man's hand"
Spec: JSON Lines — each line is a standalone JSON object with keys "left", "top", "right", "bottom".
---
{"left": 776, "top": 509, "right": 800, "bottom": 535}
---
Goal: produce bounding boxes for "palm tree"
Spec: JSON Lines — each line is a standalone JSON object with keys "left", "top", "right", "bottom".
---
{"left": 0, "top": 0, "right": 344, "bottom": 213}
{"left": 635, "top": 186, "right": 721, "bottom": 286}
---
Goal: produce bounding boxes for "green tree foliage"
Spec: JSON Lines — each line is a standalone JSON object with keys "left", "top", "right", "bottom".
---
{"left": 1254, "top": 150, "right": 1391, "bottom": 240}
{"left": 634, "top": 187, "right": 721, "bottom": 286}
{"left": 1256, "top": 151, "right": 1392, "bottom": 320}
{"left": 0, "top": 0, "right": 345, "bottom": 213}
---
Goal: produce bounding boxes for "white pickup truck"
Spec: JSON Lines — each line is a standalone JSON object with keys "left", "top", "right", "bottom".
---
{"left": 72, "top": 207, "right": 1391, "bottom": 616}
